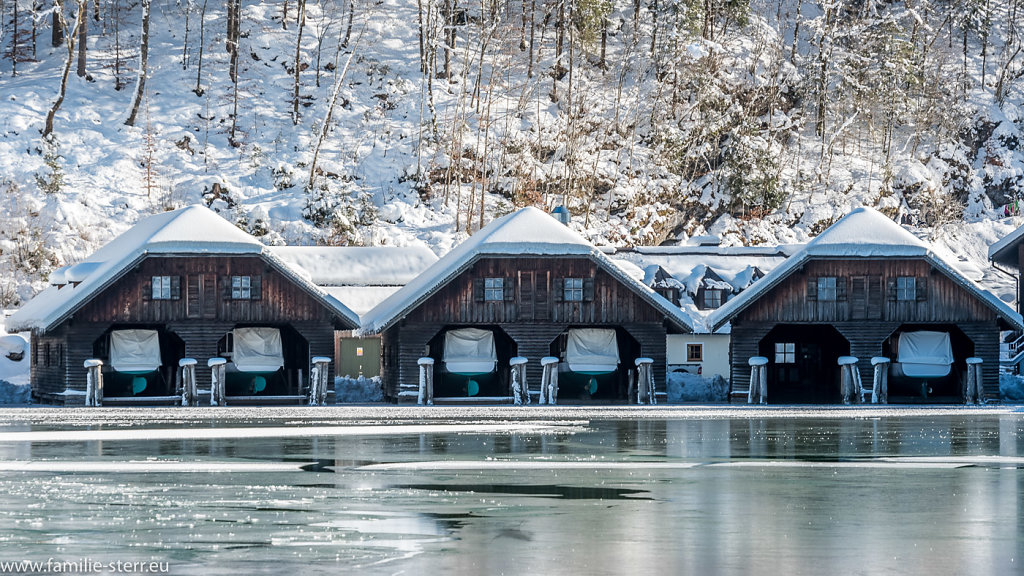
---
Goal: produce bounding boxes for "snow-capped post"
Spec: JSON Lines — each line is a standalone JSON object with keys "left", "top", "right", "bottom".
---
{"left": 510, "top": 357, "right": 529, "bottom": 405}
{"left": 965, "top": 358, "right": 984, "bottom": 405}
{"left": 870, "top": 357, "right": 890, "bottom": 404}
{"left": 84, "top": 359, "right": 103, "bottom": 407}
{"left": 309, "top": 357, "right": 331, "bottom": 406}
{"left": 838, "top": 356, "right": 860, "bottom": 405}
{"left": 636, "top": 358, "right": 655, "bottom": 405}
{"left": 540, "top": 357, "right": 560, "bottom": 405}
{"left": 747, "top": 357, "right": 768, "bottom": 404}
{"left": 417, "top": 357, "right": 434, "bottom": 406}
{"left": 208, "top": 357, "right": 227, "bottom": 406}
{"left": 179, "top": 358, "right": 198, "bottom": 407}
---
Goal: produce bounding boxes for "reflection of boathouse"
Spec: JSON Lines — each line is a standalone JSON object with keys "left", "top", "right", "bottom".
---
{"left": 360, "top": 207, "right": 694, "bottom": 403}
{"left": 707, "top": 207, "right": 1023, "bottom": 403}
{"left": 9, "top": 206, "right": 359, "bottom": 405}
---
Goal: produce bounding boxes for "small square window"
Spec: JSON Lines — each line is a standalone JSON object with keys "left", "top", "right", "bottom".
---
{"left": 484, "top": 278, "right": 504, "bottom": 301}
{"left": 686, "top": 343, "right": 703, "bottom": 363}
{"left": 231, "top": 276, "right": 252, "bottom": 299}
{"left": 564, "top": 278, "right": 584, "bottom": 302}
{"left": 775, "top": 342, "right": 796, "bottom": 364}
{"left": 152, "top": 276, "right": 172, "bottom": 300}
{"left": 896, "top": 276, "right": 916, "bottom": 301}
{"left": 817, "top": 277, "right": 837, "bottom": 301}
{"left": 702, "top": 289, "right": 723, "bottom": 309}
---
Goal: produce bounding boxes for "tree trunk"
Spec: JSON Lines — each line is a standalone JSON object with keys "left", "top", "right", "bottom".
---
{"left": 194, "top": 0, "right": 207, "bottom": 95}
{"left": 76, "top": 0, "right": 86, "bottom": 77}
{"left": 52, "top": 3, "right": 64, "bottom": 46}
{"left": 292, "top": 0, "right": 306, "bottom": 125}
{"left": 44, "top": 0, "right": 80, "bottom": 137}
{"left": 124, "top": 0, "right": 150, "bottom": 126}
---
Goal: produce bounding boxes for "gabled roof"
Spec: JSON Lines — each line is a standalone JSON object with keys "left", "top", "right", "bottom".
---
{"left": 7, "top": 205, "right": 360, "bottom": 332}
{"left": 989, "top": 223, "right": 1024, "bottom": 268}
{"left": 706, "top": 207, "right": 1024, "bottom": 331}
{"left": 360, "top": 207, "right": 695, "bottom": 334}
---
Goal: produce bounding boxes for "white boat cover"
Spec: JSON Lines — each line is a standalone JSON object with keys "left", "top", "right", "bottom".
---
{"left": 233, "top": 327, "right": 285, "bottom": 373}
{"left": 897, "top": 331, "right": 953, "bottom": 378}
{"left": 109, "top": 329, "right": 162, "bottom": 373}
{"left": 443, "top": 328, "right": 497, "bottom": 374}
{"left": 566, "top": 328, "right": 620, "bottom": 373}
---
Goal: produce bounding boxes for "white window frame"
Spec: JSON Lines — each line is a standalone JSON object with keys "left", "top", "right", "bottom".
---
{"left": 775, "top": 342, "right": 796, "bottom": 364}
{"left": 152, "top": 276, "right": 172, "bottom": 300}
{"left": 564, "top": 277, "right": 584, "bottom": 302}
{"left": 896, "top": 276, "right": 916, "bottom": 301}
{"left": 484, "top": 277, "right": 504, "bottom": 301}
{"left": 817, "top": 277, "right": 838, "bottom": 301}
{"left": 231, "top": 275, "right": 252, "bottom": 300}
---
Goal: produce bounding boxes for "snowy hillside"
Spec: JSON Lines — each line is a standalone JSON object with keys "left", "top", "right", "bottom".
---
{"left": 0, "top": 0, "right": 1022, "bottom": 308}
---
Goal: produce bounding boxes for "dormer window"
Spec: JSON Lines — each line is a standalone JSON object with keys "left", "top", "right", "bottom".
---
{"left": 702, "top": 289, "right": 724, "bottom": 309}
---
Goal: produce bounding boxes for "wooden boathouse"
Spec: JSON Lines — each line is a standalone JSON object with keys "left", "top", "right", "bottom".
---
{"left": 706, "top": 207, "right": 1023, "bottom": 403}
{"left": 360, "top": 207, "right": 694, "bottom": 404}
{"left": 7, "top": 205, "right": 359, "bottom": 405}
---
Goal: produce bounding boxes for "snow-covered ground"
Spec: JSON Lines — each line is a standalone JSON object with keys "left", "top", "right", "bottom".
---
{"left": 0, "top": 320, "right": 30, "bottom": 404}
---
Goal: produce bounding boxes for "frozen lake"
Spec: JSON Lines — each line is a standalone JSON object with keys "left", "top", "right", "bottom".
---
{"left": 0, "top": 406, "right": 1021, "bottom": 575}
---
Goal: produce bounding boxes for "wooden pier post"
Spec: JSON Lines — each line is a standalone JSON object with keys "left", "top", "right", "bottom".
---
{"left": 540, "top": 357, "right": 559, "bottom": 405}
{"left": 510, "top": 357, "right": 529, "bottom": 406}
{"left": 84, "top": 359, "right": 103, "bottom": 407}
{"left": 965, "top": 357, "right": 984, "bottom": 405}
{"left": 309, "top": 356, "right": 331, "bottom": 406}
{"left": 179, "top": 358, "right": 198, "bottom": 407}
{"left": 870, "top": 357, "right": 890, "bottom": 404}
{"left": 636, "top": 357, "right": 655, "bottom": 405}
{"left": 838, "top": 356, "right": 861, "bottom": 404}
{"left": 208, "top": 357, "right": 227, "bottom": 406}
{"left": 417, "top": 357, "right": 434, "bottom": 406}
{"left": 748, "top": 357, "right": 768, "bottom": 404}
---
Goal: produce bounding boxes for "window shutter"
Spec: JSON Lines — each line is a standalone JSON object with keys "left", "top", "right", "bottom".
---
{"left": 503, "top": 278, "right": 514, "bottom": 301}
{"left": 886, "top": 278, "right": 897, "bottom": 301}
{"left": 171, "top": 276, "right": 181, "bottom": 300}
{"left": 915, "top": 276, "right": 928, "bottom": 301}
{"left": 837, "top": 277, "right": 848, "bottom": 301}
{"left": 251, "top": 275, "right": 262, "bottom": 300}
{"left": 806, "top": 278, "right": 817, "bottom": 301}
{"left": 142, "top": 277, "right": 152, "bottom": 301}
{"left": 221, "top": 276, "right": 230, "bottom": 299}
{"left": 583, "top": 278, "right": 595, "bottom": 301}
{"left": 553, "top": 278, "right": 564, "bottom": 302}
{"left": 473, "top": 278, "right": 484, "bottom": 301}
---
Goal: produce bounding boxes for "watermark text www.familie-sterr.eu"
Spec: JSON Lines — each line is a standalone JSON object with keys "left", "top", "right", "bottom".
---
{"left": 0, "top": 558, "right": 170, "bottom": 574}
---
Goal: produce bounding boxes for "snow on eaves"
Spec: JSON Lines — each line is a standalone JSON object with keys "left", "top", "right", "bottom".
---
{"left": 706, "top": 207, "right": 1024, "bottom": 332}
{"left": 360, "top": 207, "right": 696, "bottom": 334}
{"left": 7, "top": 205, "right": 360, "bottom": 332}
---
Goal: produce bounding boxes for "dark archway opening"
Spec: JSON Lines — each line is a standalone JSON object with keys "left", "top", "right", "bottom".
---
{"left": 218, "top": 324, "right": 309, "bottom": 396}
{"left": 549, "top": 327, "right": 641, "bottom": 402}
{"left": 429, "top": 326, "right": 517, "bottom": 398}
{"left": 883, "top": 324, "right": 972, "bottom": 402}
{"left": 92, "top": 326, "right": 186, "bottom": 397}
{"left": 758, "top": 324, "right": 850, "bottom": 404}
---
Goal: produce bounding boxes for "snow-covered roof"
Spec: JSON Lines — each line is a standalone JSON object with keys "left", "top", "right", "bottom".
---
{"left": 321, "top": 286, "right": 402, "bottom": 316}
{"left": 706, "top": 207, "right": 1024, "bottom": 331}
{"left": 360, "top": 207, "right": 695, "bottom": 333}
{"left": 7, "top": 205, "right": 360, "bottom": 332}
{"left": 269, "top": 245, "right": 438, "bottom": 286}
{"left": 988, "top": 223, "right": 1024, "bottom": 268}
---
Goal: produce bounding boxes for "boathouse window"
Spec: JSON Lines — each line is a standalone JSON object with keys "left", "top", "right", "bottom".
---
{"left": 484, "top": 278, "right": 504, "bottom": 301}
{"left": 686, "top": 343, "right": 703, "bottom": 363}
{"left": 230, "top": 275, "right": 261, "bottom": 300}
{"left": 564, "top": 278, "right": 584, "bottom": 301}
{"left": 775, "top": 343, "right": 795, "bottom": 364}
{"left": 817, "top": 277, "right": 838, "bottom": 301}
{"left": 151, "top": 276, "right": 180, "bottom": 300}
{"left": 896, "top": 276, "right": 916, "bottom": 301}
{"left": 702, "top": 289, "right": 724, "bottom": 309}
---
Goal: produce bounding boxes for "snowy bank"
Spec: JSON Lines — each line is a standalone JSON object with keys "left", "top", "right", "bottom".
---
{"left": 999, "top": 373, "right": 1024, "bottom": 403}
{"left": 667, "top": 371, "right": 729, "bottom": 403}
{"left": 335, "top": 376, "right": 384, "bottom": 403}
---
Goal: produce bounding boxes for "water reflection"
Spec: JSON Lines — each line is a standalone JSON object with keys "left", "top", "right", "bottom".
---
{"left": 0, "top": 411, "right": 1020, "bottom": 575}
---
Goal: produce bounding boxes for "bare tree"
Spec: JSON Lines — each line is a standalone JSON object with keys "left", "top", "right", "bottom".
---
{"left": 193, "top": 0, "right": 208, "bottom": 95}
{"left": 124, "top": 0, "right": 151, "bottom": 126}
{"left": 43, "top": 0, "right": 82, "bottom": 137}
{"left": 292, "top": 0, "right": 307, "bottom": 124}
{"left": 76, "top": 0, "right": 86, "bottom": 77}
